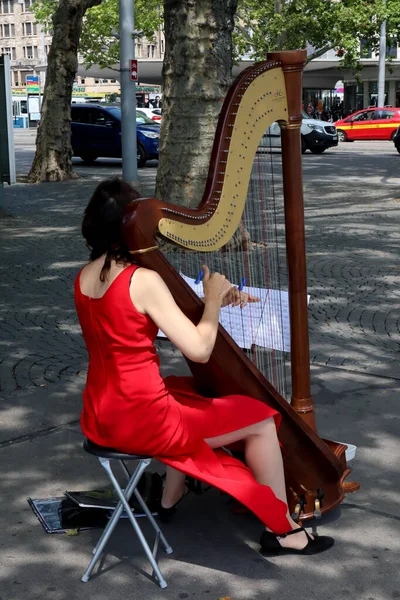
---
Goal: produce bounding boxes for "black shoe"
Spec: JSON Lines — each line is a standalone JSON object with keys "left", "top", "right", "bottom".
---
{"left": 156, "top": 490, "right": 190, "bottom": 524}
{"left": 260, "top": 527, "right": 334, "bottom": 556}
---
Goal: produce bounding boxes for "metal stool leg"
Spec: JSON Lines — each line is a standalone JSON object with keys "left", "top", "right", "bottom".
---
{"left": 82, "top": 458, "right": 148, "bottom": 583}
{"left": 119, "top": 460, "right": 173, "bottom": 555}
{"left": 82, "top": 458, "right": 168, "bottom": 589}
{"left": 89, "top": 459, "right": 146, "bottom": 556}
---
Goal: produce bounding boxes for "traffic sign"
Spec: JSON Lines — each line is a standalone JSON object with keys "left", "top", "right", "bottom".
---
{"left": 130, "top": 59, "right": 138, "bottom": 82}
{"left": 26, "top": 75, "right": 40, "bottom": 93}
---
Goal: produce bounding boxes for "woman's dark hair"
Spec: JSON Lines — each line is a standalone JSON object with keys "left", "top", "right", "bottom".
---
{"left": 82, "top": 178, "right": 141, "bottom": 281}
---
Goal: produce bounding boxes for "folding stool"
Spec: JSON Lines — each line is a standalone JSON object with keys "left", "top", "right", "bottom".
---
{"left": 81, "top": 438, "right": 173, "bottom": 589}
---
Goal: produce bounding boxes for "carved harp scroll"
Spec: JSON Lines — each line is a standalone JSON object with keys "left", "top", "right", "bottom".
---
{"left": 122, "top": 50, "right": 351, "bottom": 519}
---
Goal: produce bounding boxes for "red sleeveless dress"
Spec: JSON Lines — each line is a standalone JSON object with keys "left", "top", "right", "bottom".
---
{"left": 74, "top": 265, "right": 291, "bottom": 534}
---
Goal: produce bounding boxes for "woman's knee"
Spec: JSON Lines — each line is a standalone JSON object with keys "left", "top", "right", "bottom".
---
{"left": 252, "top": 417, "right": 277, "bottom": 436}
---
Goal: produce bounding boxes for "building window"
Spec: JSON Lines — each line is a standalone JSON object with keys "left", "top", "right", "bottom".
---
{"left": 1, "top": 0, "right": 14, "bottom": 14}
{"left": 360, "top": 40, "right": 372, "bottom": 59}
{"left": 110, "top": 79, "right": 117, "bottom": 83}
{"left": 368, "top": 81, "right": 389, "bottom": 107}
{"left": 386, "top": 40, "right": 397, "bottom": 59}
{"left": 23, "top": 0, "right": 32, "bottom": 11}
{"left": 1, "top": 46, "right": 10, "bottom": 56}
{"left": 3, "top": 46, "right": 17, "bottom": 59}
{"left": 2, "top": 23, "right": 15, "bottom": 37}
{"left": 23, "top": 45, "right": 37, "bottom": 58}
{"left": 94, "top": 79, "right": 100, "bottom": 84}
{"left": 161, "top": 40, "right": 164, "bottom": 54}
{"left": 80, "top": 78, "right": 85, "bottom": 84}
{"left": 22, "top": 22, "right": 37, "bottom": 36}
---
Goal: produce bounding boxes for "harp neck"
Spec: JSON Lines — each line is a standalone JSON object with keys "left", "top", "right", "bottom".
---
{"left": 124, "top": 52, "right": 306, "bottom": 253}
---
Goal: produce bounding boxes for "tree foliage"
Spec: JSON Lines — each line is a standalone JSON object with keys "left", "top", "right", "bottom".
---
{"left": 33, "top": 0, "right": 162, "bottom": 69}
{"left": 33, "top": 0, "right": 400, "bottom": 72}
{"left": 234, "top": 0, "right": 400, "bottom": 68}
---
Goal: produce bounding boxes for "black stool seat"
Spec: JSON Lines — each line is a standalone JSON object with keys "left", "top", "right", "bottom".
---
{"left": 83, "top": 438, "right": 151, "bottom": 461}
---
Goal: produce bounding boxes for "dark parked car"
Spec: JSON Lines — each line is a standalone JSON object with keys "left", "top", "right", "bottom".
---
{"left": 70, "top": 104, "right": 160, "bottom": 167}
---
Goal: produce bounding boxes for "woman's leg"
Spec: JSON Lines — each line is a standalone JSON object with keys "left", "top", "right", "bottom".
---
{"left": 205, "top": 418, "right": 311, "bottom": 550}
{"left": 161, "top": 465, "right": 187, "bottom": 508}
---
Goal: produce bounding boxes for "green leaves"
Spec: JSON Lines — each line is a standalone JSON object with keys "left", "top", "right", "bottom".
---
{"left": 33, "top": 0, "right": 162, "bottom": 68}
{"left": 234, "top": 0, "right": 400, "bottom": 70}
{"left": 32, "top": 0, "right": 400, "bottom": 72}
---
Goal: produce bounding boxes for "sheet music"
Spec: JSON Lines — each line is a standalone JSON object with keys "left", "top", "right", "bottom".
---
{"left": 157, "top": 273, "right": 309, "bottom": 353}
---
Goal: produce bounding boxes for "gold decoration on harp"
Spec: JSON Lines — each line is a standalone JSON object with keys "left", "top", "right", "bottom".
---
{"left": 280, "top": 122, "right": 301, "bottom": 130}
{"left": 158, "top": 66, "right": 289, "bottom": 252}
{"left": 129, "top": 245, "right": 158, "bottom": 254}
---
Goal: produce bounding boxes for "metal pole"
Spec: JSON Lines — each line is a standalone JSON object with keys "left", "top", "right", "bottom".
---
{"left": 378, "top": 19, "right": 386, "bottom": 107}
{"left": 119, "top": 0, "right": 138, "bottom": 184}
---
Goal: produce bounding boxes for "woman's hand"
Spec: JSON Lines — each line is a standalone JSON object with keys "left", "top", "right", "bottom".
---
{"left": 202, "top": 265, "right": 260, "bottom": 309}
{"left": 221, "top": 286, "right": 260, "bottom": 309}
{"left": 202, "top": 265, "right": 231, "bottom": 305}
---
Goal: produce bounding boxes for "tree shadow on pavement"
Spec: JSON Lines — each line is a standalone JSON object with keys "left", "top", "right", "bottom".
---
{"left": 1, "top": 158, "right": 400, "bottom": 600}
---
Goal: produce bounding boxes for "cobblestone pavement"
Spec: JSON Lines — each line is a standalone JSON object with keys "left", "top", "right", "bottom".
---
{"left": 303, "top": 146, "right": 400, "bottom": 378}
{"left": 0, "top": 169, "right": 156, "bottom": 396}
{"left": 0, "top": 138, "right": 399, "bottom": 397}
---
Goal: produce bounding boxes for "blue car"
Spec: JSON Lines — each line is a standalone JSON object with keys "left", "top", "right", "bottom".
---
{"left": 70, "top": 104, "right": 160, "bottom": 167}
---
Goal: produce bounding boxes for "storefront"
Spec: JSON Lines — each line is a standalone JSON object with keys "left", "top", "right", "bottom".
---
{"left": 344, "top": 80, "right": 392, "bottom": 114}
{"left": 302, "top": 85, "right": 344, "bottom": 119}
{"left": 367, "top": 81, "right": 389, "bottom": 107}
{"left": 135, "top": 85, "right": 162, "bottom": 107}
{"left": 395, "top": 81, "right": 400, "bottom": 107}
{"left": 343, "top": 84, "right": 364, "bottom": 114}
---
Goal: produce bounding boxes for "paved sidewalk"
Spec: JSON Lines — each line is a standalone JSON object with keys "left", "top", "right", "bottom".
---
{"left": 0, "top": 158, "right": 399, "bottom": 599}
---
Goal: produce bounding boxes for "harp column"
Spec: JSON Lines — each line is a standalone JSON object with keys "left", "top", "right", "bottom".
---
{"left": 269, "top": 50, "right": 317, "bottom": 433}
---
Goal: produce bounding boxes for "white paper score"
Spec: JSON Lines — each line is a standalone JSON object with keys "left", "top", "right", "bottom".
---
{"left": 157, "top": 273, "right": 310, "bottom": 353}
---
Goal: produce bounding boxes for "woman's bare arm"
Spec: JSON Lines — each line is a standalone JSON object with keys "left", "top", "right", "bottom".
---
{"left": 130, "top": 266, "right": 230, "bottom": 363}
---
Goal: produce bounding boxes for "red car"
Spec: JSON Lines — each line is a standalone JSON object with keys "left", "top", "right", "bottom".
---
{"left": 335, "top": 107, "right": 400, "bottom": 142}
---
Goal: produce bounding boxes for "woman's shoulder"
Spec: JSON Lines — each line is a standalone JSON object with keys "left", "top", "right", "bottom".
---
{"left": 130, "top": 267, "right": 167, "bottom": 295}
{"left": 130, "top": 267, "right": 170, "bottom": 313}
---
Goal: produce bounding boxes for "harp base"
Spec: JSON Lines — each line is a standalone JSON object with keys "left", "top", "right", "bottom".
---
{"left": 342, "top": 481, "right": 361, "bottom": 494}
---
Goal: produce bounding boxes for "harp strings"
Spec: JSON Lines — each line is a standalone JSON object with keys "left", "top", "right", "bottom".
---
{"left": 248, "top": 130, "right": 288, "bottom": 398}
{"left": 165, "top": 128, "right": 289, "bottom": 400}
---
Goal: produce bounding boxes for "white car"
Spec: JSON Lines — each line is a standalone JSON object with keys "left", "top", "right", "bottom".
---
{"left": 137, "top": 108, "right": 162, "bottom": 122}
{"left": 259, "top": 113, "right": 338, "bottom": 154}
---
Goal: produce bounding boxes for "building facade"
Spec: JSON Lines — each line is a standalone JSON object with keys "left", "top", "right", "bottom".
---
{"left": 2, "top": 2, "right": 399, "bottom": 117}
{"left": 0, "top": 0, "right": 51, "bottom": 88}
{"left": 302, "top": 46, "right": 400, "bottom": 118}
{"left": 0, "top": 0, "right": 164, "bottom": 98}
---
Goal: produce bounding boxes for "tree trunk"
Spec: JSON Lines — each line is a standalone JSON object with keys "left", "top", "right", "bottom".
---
{"left": 28, "top": 0, "right": 101, "bottom": 183}
{"left": 156, "top": 0, "right": 238, "bottom": 207}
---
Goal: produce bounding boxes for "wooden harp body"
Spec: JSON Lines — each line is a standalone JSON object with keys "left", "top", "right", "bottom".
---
{"left": 122, "top": 50, "right": 353, "bottom": 520}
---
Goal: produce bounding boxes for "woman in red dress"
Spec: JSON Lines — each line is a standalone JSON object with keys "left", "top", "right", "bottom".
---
{"left": 74, "top": 178, "right": 334, "bottom": 556}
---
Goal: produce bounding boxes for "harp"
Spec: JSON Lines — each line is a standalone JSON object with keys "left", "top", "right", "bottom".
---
{"left": 122, "top": 50, "right": 357, "bottom": 521}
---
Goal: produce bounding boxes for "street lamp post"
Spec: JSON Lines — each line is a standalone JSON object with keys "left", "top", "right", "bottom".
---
{"left": 119, "top": 0, "right": 138, "bottom": 185}
{"left": 378, "top": 20, "right": 386, "bottom": 107}
{"left": 377, "top": 5, "right": 386, "bottom": 108}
